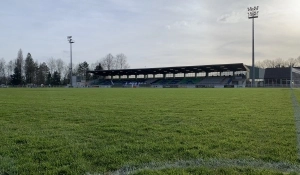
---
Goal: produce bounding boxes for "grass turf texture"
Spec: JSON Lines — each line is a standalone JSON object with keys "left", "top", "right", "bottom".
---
{"left": 134, "top": 167, "right": 299, "bottom": 175}
{"left": 0, "top": 88, "right": 298, "bottom": 174}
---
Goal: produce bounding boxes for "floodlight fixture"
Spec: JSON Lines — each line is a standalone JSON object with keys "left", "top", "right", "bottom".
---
{"left": 248, "top": 6, "right": 259, "bottom": 18}
{"left": 248, "top": 6, "right": 259, "bottom": 87}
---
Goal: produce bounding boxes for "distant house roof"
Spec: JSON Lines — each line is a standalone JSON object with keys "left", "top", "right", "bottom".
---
{"left": 88, "top": 63, "right": 249, "bottom": 76}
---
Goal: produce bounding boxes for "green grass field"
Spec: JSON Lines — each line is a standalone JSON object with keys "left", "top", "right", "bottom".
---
{"left": 0, "top": 88, "right": 299, "bottom": 174}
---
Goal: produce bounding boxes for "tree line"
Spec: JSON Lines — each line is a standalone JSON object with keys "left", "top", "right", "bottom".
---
{"left": 256, "top": 56, "right": 300, "bottom": 68}
{"left": 0, "top": 49, "right": 130, "bottom": 86}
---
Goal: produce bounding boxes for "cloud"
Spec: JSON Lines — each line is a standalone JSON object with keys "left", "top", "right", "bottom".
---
{"left": 165, "top": 20, "right": 203, "bottom": 31}
{"left": 217, "top": 11, "right": 246, "bottom": 23}
{"left": 0, "top": 0, "right": 299, "bottom": 68}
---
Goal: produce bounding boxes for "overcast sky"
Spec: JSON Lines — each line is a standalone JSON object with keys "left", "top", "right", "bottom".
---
{"left": 0, "top": 0, "right": 299, "bottom": 68}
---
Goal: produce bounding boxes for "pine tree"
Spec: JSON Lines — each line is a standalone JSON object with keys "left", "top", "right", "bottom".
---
{"left": 36, "top": 62, "right": 49, "bottom": 85}
{"left": 76, "top": 61, "right": 90, "bottom": 80}
{"left": 92, "top": 63, "right": 103, "bottom": 79}
{"left": 46, "top": 72, "right": 52, "bottom": 86}
{"left": 25, "top": 53, "right": 36, "bottom": 84}
{"left": 52, "top": 71, "right": 61, "bottom": 85}
{"left": 10, "top": 67, "right": 22, "bottom": 85}
{"left": 11, "top": 49, "right": 24, "bottom": 85}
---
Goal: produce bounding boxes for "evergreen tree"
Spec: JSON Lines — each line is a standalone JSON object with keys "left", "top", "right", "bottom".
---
{"left": 51, "top": 71, "right": 61, "bottom": 85}
{"left": 95, "top": 63, "right": 103, "bottom": 71}
{"left": 10, "top": 66, "right": 22, "bottom": 85}
{"left": 24, "top": 53, "right": 36, "bottom": 84}
{"left": 92, "top": 63, "right": 103, "bottom": 79}
{"left": 36, "top": 62, "right": 49, "bottom": 85}
{"left": 10, "top": 49, "right": 24, "bottom": 85}
{"left": 76, "top": 61, "right": 90, "bottom": 80}
{"left": 46, "top": 72, "right": 52, "bottom": 85}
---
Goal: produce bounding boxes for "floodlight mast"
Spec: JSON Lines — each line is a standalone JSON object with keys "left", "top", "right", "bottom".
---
{"left": 67, "top": 36, "right": 75, "bottom": 87}
{"left": 248, "top": 6, "right": 259, "bottom": 87}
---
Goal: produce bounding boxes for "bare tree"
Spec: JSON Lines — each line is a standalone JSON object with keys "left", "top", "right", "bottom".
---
{"left": 101, "top": 53, "right": 115, "bottom": 70}
{"left": 47, "top": 57, "right": 56, "bottom": 74}
{"left": 273, "top": 58, "right": 286, "bottom": 68}
{"left": 286, "top": 58, "right": 298, "bottom": 67}
{"left": 255, "top": 61, "right": 264, "bottom": 68}
{"left": 115, "top": 53, "right": 130, "bottom": 69}
{"left": 62, "top": 63, "right": 75, "bottom": 84}
{"left": 56, "top": 58, "right": 65, "bottom": 76}
{"left": 256, "top": 56, "right": 300, "bottom": 68}
{"left": 263, "top": 59, "right": 276, "bottom": 68}
{"left": 296, "top": 56, "right": 300, "bottom": 66}
{"left": 16, "top": 49, "right": 24, "bottom": 76}
{"left": 62, "top": 65, "right": 70, "bottom": 82}
{"left": 90, "top": 61, "right": 100, "bottom": 71}
{"left": 0, "top": 58, "right": 6, "bottom": 84}
{"left": 6, "top": 60, "right": 14, "bottom": 77}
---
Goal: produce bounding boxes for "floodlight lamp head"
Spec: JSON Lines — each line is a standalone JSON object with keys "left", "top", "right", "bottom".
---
{"left": 67, "top": 36, "right": 72, "bottom": 39}
{"left": 248, "top": 6, "right": 259, "bottom": 18}
{"left": 68, "top": 38, "right": 74, "bottom": 43}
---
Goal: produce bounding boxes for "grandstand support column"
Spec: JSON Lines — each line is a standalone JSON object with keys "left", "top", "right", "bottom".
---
{"left": 184, "top": 73, "right": 186, "bottom": 78}
{"left": 173, "top": 73, "right": 175, "bottom": 79}
{"left": 119, "top": 75, "right": 121, "bottom": 79}
{"left": 135, "top": 75, "right": 137, "bottom": 80}
{"left": 206, "top": 72, "right": 208, "bottom": 77}
{"left": 195, "top": 72, "right": 197, "bottom": 77}
{"left": 163, "top": 74, "right": 166, "bottom": 79}
{"left": 127, "top": 75, "right": 129, "bottom": 79}
{"left": 153, "top": 74, "right": 156, "bottom": 78}
{"left": 111, "top": 75, "right": 113, "bottom": 80}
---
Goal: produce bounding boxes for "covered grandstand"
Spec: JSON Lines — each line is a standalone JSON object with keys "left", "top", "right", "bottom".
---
{"left": 87, "top": 63, "right": 249, "bottom": 88}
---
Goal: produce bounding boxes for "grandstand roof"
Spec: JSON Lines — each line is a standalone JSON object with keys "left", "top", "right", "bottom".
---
{"left": 88, "top": 63, "right": 249, "bottom": 76}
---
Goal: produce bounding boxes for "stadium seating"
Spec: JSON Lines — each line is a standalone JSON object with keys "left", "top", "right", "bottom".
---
{"left": 152, "top": 79, "right": 170, "bottom": 85}
{"left": 151, "top": 78, "right": 183, "bottom": 85}
{"left": 198, "top": 76, "right": 228, "bottom": 85}
{"left": 99, "top": 79, "right": 113, "bottom": 85}
{"left": 168, "top": 78, "right": 182, "bottom": 84}
{"left": 90, "top": 76, "right": 237, "bottom": 87}
{"left": 144, "top": 79, "right": 158, "bottom": 84}
{"left": 179, "top": 78, "right": 202, "bottom": 84}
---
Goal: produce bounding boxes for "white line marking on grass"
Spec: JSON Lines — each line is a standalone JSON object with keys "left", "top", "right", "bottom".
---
{"left": 291, "top": 90, "right": 300, "bottom": 159}
{"left": 96, "top": 158, "right": 300, "bottom": 175}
